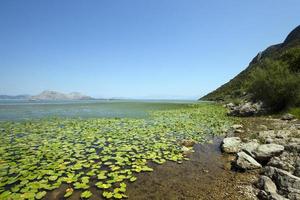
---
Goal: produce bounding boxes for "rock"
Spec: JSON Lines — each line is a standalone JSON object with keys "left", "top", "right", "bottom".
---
{"left": 267, "top": 152, "right": 298, "bottom": 173}
{"left": 231, "top": 124, "right": 243, "bottom": 129}
{"left": 264, "top": 166, "right": 300, "bottom": 199}
{"left": 179, "top": 139, "right": 196, "bottom": 147}
{"left": 257, "top": 176, "right": 289, "bottom": 200}
{"left": 227, "top": 102, "right": 264, "bottom": 117}
{"left": 257, "top": 175, "right": 277, "bottom": 194}
{"left": 259, "top": 125, "right": 269, "bottom": 131}
{"left": 221, "top": 137, "right": 241, "bottom": 153}
{"left": 241, "top": 141, "right": 260, "bottom": 157}
{"left": 259, "top": 130, "right": 276, "bottom": 140}
{"left": 281, "top": 113, "right": 295, "bottom": 121}
{"left": 225, "top": 102, "right": 235, "bottom": 109}
{"left": 295, "top": 160, "right": 300, "bottom": 177}
{"left": 236, "top": 152, "right": 262, "bottom": 170}
{"left": 181, "top": 146, "right": 194, "bottom": 155}
{"left": 276, "top": 130, "right": 291, "bottom": 139}
{"left": 284, "top": 143, "right": 300, "bottom": 153}
{"left": 290, "top": 138, "right": 300, "bottom": 144}
{"left": 253, "top": 144, "right": 284, "bottom": 161}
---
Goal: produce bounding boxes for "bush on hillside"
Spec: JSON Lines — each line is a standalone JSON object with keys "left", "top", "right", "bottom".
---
{"left": 247, "top": 59, "right": 300, "bottom": 111}
{"left": 281, "top": 47, "right": 300, "bottom": 72}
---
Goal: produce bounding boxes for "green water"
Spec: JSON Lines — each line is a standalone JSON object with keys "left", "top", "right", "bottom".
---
{"left": 0, "top": 99, "right": 195, "bottom": 121}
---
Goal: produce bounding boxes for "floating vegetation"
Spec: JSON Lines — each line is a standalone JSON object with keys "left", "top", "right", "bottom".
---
{"left": 0, "top": 103, "right": 233, "bottom": 199}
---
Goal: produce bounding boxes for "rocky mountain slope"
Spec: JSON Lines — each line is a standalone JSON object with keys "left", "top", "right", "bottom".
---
{"left": 201, "top": 25, "right": 300, "bottom": 101}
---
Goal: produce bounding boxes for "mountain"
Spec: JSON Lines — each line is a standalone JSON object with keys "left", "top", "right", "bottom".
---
{"left": 200, "top": 25, "right": 300, "bottom": 101}
{"left": 30, "top": 90, "right": 94, "bottom": 100}
{"left": 0, "top": 95, "right": 30, "bottom": 100}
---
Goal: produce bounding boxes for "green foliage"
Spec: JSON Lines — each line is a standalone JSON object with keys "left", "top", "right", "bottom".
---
{"left": 280, "top": 47, "right": 300, "bottom": 72}
{"left": 247, "top": 59, "right": 300, "bottom": 111}
{"left": 289, "top": 107, "right": 300, "bottom": 119}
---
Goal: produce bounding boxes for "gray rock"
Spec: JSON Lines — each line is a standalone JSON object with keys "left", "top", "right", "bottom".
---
{"left": 227, "top": 101, "right": 264, "bottom": 117}
{"left": 258, "top": 175, "right": 277, "bottom": 194}
{"left": 276, "top": 130, "right": 291, "bottom": 139}
{"left": 253, "top": 144, "right": 284, "bottom": 161}
{"left": 268, "top": 152, "right": 297, "bottom": 173}
{"left": 264, "top": 166, "right": 300, "bottom": 199}
{"left": 257, "top": 176, "right": 289, "bottom": 199}
{"left": 281, "top": 113, "right": 295, "bottom": 121}
{"left": 221, "top": 137, "right": 241, "bottom": 153}
{"left": 259, "top": 125, "right": 269, "bottom": 131}
{"left": 259, "top": 130, "right": 276, "bottom": 140}
{"left": 284, "top": 143, "right": 300, "bottom": 153}
{"left": 231, "top": 124, "right": 243, "bottom": 129}
{"left": 236, "top": 151, "right": 262, "bottom": 170}
{"left": 241, "top": 141, "right": 260, "bottom": 157}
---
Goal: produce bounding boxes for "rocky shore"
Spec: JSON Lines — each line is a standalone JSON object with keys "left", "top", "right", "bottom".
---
{"left": 221, "top": 112, "right": 300, "bottom": 200}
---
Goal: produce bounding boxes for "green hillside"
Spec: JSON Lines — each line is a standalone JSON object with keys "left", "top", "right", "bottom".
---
{"left": 200, "top": 25, "right": 300, "bottom": 109}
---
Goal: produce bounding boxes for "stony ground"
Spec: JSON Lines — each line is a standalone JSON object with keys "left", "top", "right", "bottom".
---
{"left": 222, "top": 114, "right": 300, "bottom": 200}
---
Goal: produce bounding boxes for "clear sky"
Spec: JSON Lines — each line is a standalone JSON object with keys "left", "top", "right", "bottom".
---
{"left": 0, "top": 0, "right": 299, "bottom": 99}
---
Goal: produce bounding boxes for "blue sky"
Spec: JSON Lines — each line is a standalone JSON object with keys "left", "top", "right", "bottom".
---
{"left": 0, "top": 0, "right": 299, "bottom": 99}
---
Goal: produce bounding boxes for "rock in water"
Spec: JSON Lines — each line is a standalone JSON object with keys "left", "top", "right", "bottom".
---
{"left": 221, "top": 137, "right": 241, "bottom": 153}
{"left": 253, "top": 144, "right": 284, "bottom": 161}
{"left": 236, "top": 152, "right": 262, "bottom": 170}
{"left": 179, "top": 139, "right": 196, "bottom": 147}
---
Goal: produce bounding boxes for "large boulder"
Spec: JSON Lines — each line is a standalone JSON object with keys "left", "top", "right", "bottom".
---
{"left": 221, "top": 137, "right": 241, "bottom": 153}
{"left": 236, "top": 151, "right": 262, "bottom": 170}
{"left": 241, "top": 140, "right": 260, "bottom": 157}
{"left": 227, "top": 102, "right": 264, "bottom": 117}
{"left": 253, "top": 144, "right": 284, "bottom": 162}
{"left": 264, "top": 166, "right": 300, "bottom": 200}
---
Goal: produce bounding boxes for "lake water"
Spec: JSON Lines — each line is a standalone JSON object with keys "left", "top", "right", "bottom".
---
{"left": 0, "top": 99, "right": 196, "bottom": 121}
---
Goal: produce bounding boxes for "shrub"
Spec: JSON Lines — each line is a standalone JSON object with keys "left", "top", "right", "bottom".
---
{"left": 247, "top": 59, "right": 300, "bottom": 111}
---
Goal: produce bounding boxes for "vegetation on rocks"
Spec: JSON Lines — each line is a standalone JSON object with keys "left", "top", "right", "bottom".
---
{"left": 246, "top": 57, "right": 300, "bottom": 111}
{"left": 201, "top": 25, "right": 300, "bottom": 113}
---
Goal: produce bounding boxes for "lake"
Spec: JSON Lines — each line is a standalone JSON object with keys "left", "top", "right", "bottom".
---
{"left": 0, "top": 100, "right": 234, "bottom": 200}
{"left": 0, "top": 99, "right": 196, "bottom": 121}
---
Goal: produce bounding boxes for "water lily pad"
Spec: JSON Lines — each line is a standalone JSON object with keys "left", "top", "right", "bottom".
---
{"left": 81, "top": 190, "right": 92, "bottom": 199}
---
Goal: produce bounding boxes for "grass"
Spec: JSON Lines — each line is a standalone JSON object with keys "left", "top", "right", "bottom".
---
{"left": 289, "top": 107, "right": 300, "bottom": 119}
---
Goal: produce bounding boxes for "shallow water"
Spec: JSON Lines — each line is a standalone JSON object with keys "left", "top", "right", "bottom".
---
{"left": 0, "top": 99, "right": 195, "bottom": 121}
{"left": 44, "top": 137, "right": 254, "bottom": 200}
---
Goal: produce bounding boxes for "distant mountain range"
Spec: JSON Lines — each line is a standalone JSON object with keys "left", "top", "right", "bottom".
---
{"left": 0, "top": 90, "right": 94, "bottom": 100}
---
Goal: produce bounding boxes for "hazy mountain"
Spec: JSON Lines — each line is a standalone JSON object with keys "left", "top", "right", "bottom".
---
{"left": 30, "top": 90, "right": 94, "bottom": 100}
{"left": 0, "top": 95, "right": 31, "bottom": 100}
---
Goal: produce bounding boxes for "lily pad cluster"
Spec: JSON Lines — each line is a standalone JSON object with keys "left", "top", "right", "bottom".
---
{"left": 0, "top": 103, "right": 232, "bottom": 199}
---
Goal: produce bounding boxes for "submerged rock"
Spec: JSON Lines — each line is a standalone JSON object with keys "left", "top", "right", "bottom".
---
{"left": 221, "top": 137, "right": 241, "bottom": 153}
{"left": 253, "top": 144, "right": 284, "bottom": 162}
{"left": 179, "top": 139, "right": 196, "bottom": 147}
{"left": 236, "top": 152, "right": 262, "bottom": 170}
